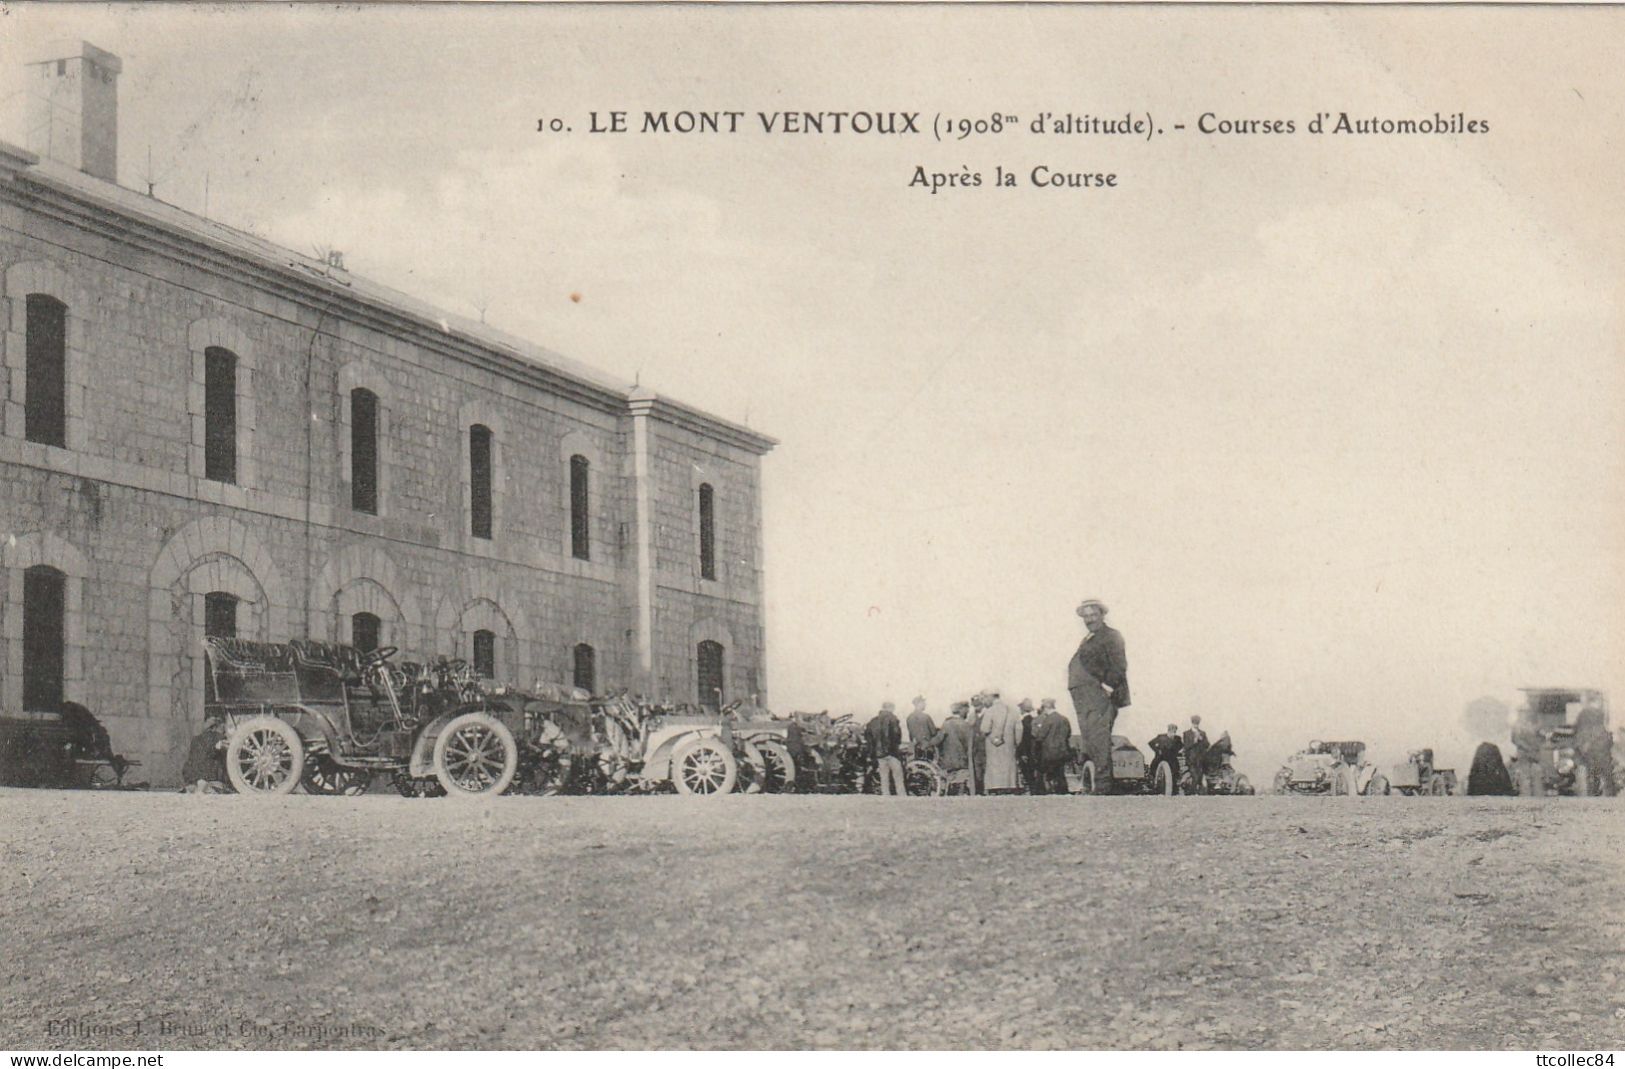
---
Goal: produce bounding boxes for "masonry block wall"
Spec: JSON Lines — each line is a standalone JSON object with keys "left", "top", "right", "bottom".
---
{"left": 0, "top": 148, "right": 773, "bottom": 785}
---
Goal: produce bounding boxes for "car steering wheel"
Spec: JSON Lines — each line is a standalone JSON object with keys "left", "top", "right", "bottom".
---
{"left": 362, "top": 646, "right": 399, "bottom": 666}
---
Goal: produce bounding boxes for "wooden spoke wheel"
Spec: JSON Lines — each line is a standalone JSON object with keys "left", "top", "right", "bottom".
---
{"left": 672, "top": 737, "right": 738, "bottom": 796}
{"left": 737, "top": 741, "right": 767, "bottom": 794}
{"left": 904, "top": 759, "right": 945, "bottom": 797}
{"left": 432, "top": 712, "right": 518, "bottom": 797}
{"left": 225, "top": 716, "right": 305, "bottom": 795}
{"left": 301, "top": 756, "right": 369, "bottom": 796}
{"left": 755, "top": 740, "right": 796, "bottom": 793}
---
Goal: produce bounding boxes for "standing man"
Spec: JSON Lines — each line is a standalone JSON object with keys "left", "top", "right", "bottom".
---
{"left": 981, "top": 687, "right": 1022, "bottom": 794}
{"left": 1016, "top": 699, "right": 1038, "bottom": 792}
{"left": 866, "top": 701, "right": 905, "bottom": 796}
{"left": 969, "top": 693, "right": 989, "bottom": 795}
{"left": 934, "top": 702, "right": 975, "bottom": 795}
{"left": 905, "top": 696, "right": 937, "bottom": 762}
{"left": 1033, "top": 698, "right": 1073, "bottom": 795}
{"left": 1068, "top": 598, "right": 1130, "bottom": 793}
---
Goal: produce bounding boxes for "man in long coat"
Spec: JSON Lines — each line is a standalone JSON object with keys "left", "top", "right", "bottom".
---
{"left": 980, "top": 688, "right": 1022, "bottom": 793}
{"left": 1068, "top": 598, "right": 1130, "bottom": 792}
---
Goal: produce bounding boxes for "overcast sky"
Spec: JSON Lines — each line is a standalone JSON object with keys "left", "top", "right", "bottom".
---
{"left": 4, "top": 4, "right": 1620, "bottom": 779}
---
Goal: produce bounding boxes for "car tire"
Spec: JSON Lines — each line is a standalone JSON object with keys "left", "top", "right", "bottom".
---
{"left": 225, "top": 715, "right": 305, "bottom": 795}
{"left": 432, "top": 711, "right": 518, "bottom": 797}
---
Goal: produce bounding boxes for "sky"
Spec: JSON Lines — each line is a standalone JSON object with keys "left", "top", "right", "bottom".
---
{"left": 3, "top": 4, "right": 1620, "bottom": 781}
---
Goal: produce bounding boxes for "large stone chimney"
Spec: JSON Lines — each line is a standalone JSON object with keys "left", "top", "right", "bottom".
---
{"left": 23, "top": 41, "right": 120, "bottom": 184}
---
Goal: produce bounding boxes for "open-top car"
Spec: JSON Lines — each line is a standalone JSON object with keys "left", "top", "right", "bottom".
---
{"left": 1383, "top": 748, "right": 1457, "bottom": 796}
{"left": 591, "top": 696, "right": 794, "bottom": 795}
{"left": 1510, "top": 687, "right": 1615, "bottom": 797}
{"left": 1273, "top": 740, "right": 1383, "bottom": 796}
{"left": 204, "top": 637, "right": 520, "bottom": 797}
{"left": 1179, "top": 730, "right": 1254, "bottom": 796}
{"left": 1067, "top": 733, "right": 1183, "bottom": 795}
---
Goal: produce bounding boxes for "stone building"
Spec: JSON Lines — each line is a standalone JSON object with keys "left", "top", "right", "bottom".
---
{"left": 0, "top": 42, "right": 774, "bottom": 784}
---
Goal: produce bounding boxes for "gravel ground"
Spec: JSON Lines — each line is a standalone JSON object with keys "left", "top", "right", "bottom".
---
{"left": 2, "top": 787, "right": 1623, "bottom": 1050}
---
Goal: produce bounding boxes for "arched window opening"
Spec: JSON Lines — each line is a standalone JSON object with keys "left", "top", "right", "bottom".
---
{"left": 22, "top": 565, "right": 66, "bottom": 712}
{"left": 24, "top": 294, "right": 67, "bottom": 448}
{"left": 697, "top": 640, "right": 725, "bottom": 709}
{"left": 351, "top": 388, "right": 379, "bottom": 514}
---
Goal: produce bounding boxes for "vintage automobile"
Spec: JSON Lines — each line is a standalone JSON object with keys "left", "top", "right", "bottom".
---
{"left": 858, "top": 741, "right": 948, "bottom": 796}
{"left": 1509, "top": 687, "right": 1616, "bottom": 797}
{"left": 1179, "top": 730, "right": 1255, "bottom": 796}
{"left": 588, "top": 695, "right": 794, "bottom": 795}
{"left": 1067, "top": 733, "right": 1183, "bottom": 795}
{"left": 205, "top": 637, "right": 521, "bottom": 797}
{"left": 0, "top": 701, "right": 140, "bottom": 789}
{"left": 1273, "top": 740, "right": 1383, "bottom": 796}
{"left": 1383, "top": 748, "right": 1457, "bottom": 796}
{"left": 785, "top": 712, "right": 869, "bottom": 793}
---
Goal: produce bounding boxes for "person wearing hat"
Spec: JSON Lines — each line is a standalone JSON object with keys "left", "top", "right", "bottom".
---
{"left": 1016, "top": 699, "right": 1039, "bottom": 792}
{"left": 905, "top": 696, "right": 938, "bottom": 763}
{"left": 980, "top": 687, "right": 1022, "bottom": 794}
{"left": 1068, "top": 598, "right": 1130, "bottom": 792}
{"left": 933, "top": 702, "right": 976, "bottom": 795}
{"left": 1032, "top": 698, "right": 1073, "bottom": 795}
{"left": 969, "top": 692, "right": 989, "bottom": 794}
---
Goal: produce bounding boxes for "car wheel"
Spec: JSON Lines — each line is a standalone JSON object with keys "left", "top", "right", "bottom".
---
{"left": 432, "top": 712, "right": 518, "bottom": 797}
{"left": 905, "top": 759, "right": 945, "bottom": 797}
{"left": 225, "top": 715, "right": 304, "bottom": 795}
{"left": 737, "top": 741, "right": 767, "bottom": 794}
{"left": 756, "top": 740, "right": 796, "bottom": 793}
{"left": 672, "top": 737, "right": 738, "bottom": 796}
{"left": 1152, "top": 759, "right": 1176, "bottom": 796}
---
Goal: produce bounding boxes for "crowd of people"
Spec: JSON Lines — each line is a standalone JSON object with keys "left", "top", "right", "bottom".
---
{"left": 861, "top": 691, "right": 1080, "bottom": 795}
{"left": 852, "top": 597, "right": 1132, "bottom": 796}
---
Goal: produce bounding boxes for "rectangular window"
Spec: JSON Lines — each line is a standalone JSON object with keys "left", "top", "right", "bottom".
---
{"left": 698, "top": 483, "right": 716, "bottom": 581}
{"left": 697, "top": 640, "right": 725, "bottom": 709}
{"left": 351, "top": 612, "right": 380, "bottom": 653}
{"left": 204, "top": 347, "right": 237, "bottom": 484}
{"left": 469, "top": 425, "right": 493, "bottom": 540}
{"left": 203, "top": 592, "right": 238, "bottom": 639}
{"left": 22, "top": 567, "right": 66, "bottom": 712}
{"left": 569, "top": 454, "right": 590, "bottom": 560}
{"left": 351, "top": 388, "right": 378, "bottom": 514}
{"left": 573, "top": 643, "right": 596, "bottom": 693}
{"left": 24, "top": 295, "right": 67, "bottom": 448}
{"left": 472, "top": 629, "right": 496, "bottom": 679}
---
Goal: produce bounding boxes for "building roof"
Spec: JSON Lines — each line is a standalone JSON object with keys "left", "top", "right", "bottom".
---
{"left": 0, "top": 138, "right": 776, "bottom": 455}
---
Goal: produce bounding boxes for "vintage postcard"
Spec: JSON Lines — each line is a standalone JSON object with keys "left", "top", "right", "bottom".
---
{"left": 0, "top": 1, "right": 1620, "bottom": 1054}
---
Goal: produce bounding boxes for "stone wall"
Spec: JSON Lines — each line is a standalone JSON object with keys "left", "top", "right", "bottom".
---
{"left": 0, "top": 177, "right": 769, "bottom": 785}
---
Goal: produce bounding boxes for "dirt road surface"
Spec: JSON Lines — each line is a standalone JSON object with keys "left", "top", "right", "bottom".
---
{"left": 2, "top": 788, "right": 1622, "bottom": 1050}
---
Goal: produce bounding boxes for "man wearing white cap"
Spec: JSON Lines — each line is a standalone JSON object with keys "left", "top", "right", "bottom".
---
{"left": 1068, "top": 598, "right": 1130, "bottom": 792}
